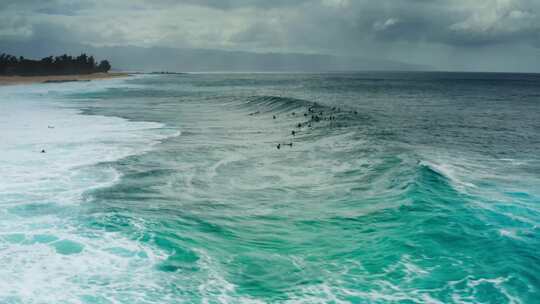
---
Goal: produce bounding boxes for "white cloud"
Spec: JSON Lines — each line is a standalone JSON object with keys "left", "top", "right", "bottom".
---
{"left": 449, "top": 0, "right": 539, "bottom": 35}
{"left": 1, "top": 0, "right": 540, "bottom": 71}
{"left": 321, "top": 0, "right": 350, "bottom": 9}
{"left": 373, "top": 18, "right": 399, "bottom": 31}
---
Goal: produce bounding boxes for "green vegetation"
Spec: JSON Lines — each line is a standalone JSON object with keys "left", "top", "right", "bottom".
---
{"left": 0, "top": 53, "right": 111, "bottom": 76}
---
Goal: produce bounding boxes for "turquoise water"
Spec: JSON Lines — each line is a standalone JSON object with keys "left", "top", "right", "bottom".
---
{"left": 1, "top": 73, "right": 540, "bottom": 303}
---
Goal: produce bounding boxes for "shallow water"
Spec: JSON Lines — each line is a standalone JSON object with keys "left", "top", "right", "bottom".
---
{"left": 1, "top": 72, "right": 539, "bottom": 303}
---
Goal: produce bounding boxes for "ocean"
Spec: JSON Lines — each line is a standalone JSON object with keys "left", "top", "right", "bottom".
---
{"left": 1, "top": 72, "right": 539, "bottom": 303}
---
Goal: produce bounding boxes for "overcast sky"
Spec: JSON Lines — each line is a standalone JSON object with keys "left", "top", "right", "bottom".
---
{"left": 1, "top": 0, "right": 540, "bottom": 72}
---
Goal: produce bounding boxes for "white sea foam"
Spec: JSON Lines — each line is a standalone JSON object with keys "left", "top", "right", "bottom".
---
{"left": 417, "top": 146, "right": 540, "bottom": 238}
{"left": 0, "top": 82, "right": 169, "bottom": 204}
{"left": 0, "top": 79, "right": 177, "bottom": 303}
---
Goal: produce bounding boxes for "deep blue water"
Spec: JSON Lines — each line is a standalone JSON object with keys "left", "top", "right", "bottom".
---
{"left": 1, "top": 72, "right": 539, "bottom": 303}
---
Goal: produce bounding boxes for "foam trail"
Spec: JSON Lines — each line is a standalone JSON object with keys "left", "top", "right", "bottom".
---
{"left": 2, "top": 73, "right": 539, "bottom": 303}
{"left": 0, "top": 79, "right": 177, "bottom": 303}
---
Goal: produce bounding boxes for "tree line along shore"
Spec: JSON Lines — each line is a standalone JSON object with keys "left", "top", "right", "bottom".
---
{"left": 0, "top": 53, "right": 111, "bottom": 76}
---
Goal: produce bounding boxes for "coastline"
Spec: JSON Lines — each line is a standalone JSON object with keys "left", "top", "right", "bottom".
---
{"left": 0, "top": 72, "right": 130, "bottom": 86}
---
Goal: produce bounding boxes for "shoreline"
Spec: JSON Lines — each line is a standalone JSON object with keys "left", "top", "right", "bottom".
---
{"left": 0, "top": 72, "right": 130, "bottom": 86}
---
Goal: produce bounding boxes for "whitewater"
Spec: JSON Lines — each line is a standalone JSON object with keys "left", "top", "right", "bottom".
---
{"left": 0, "top": 72, "right": 539, "bottom": 303}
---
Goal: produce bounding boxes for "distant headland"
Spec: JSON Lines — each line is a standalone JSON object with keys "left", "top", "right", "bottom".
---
{"left": 0, "top": 53, "right": 128, "bottom": 85}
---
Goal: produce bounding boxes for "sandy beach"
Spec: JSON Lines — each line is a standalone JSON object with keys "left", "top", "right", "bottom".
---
{"left": 0, "top": 72, "right": 129, "bottom": 86}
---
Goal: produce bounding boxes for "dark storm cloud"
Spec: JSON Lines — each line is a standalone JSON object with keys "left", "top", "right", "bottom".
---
{"left": 1, "top": 0, "right": 539, "bottom": 72}
{"left": 35, "top": 5, "right": 84, "bottom": 16}
{"left": 0, "top": 0, "right": 93, "bottom": 19}
{"left": 231, "top": 0, "right": 540, "bottom": 50}
{"left": 167, "top": 0, "right": 311, "bottom": 10}
{"left": 360, "top": 0, "right": 540, "bottom": 47}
